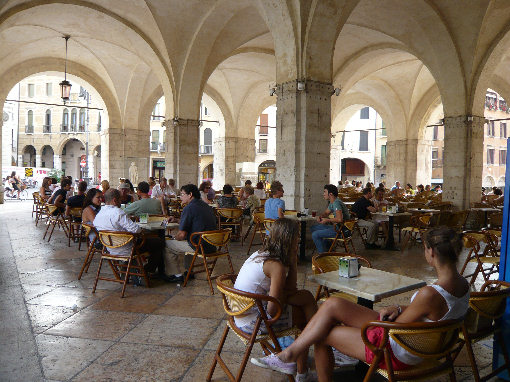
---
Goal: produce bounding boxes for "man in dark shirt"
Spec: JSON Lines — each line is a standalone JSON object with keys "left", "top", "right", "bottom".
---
{"left": 65, "top": 181, "right": 88, "bottom": 221}
{"left": 165, "top": 184, "right": 217, "bottom": 282}
{"left": 352, "top": 187, "right": 379, "bottom": 248}
{"left": 49, "top": 178, "right": 72, "bottom": 214}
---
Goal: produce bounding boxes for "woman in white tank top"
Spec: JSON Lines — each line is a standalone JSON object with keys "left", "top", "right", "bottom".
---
{"left": 234, "top": 218, "right": 318, "bottom": 381}
{"left": 252, "top": 227, "right": 470, "bottom": 381}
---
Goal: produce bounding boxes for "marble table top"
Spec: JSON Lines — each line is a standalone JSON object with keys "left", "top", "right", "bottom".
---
{"left": 308, "top": 268, "right": 426, "bottom": 302}
{"left": 371, "top": 211, "right": 411, "bottom": 217}
{"left": 137, "top": 221, "right": 179, "bottom": 231}
{"left": 470, "top": 207, "right": 501, "bottom": 212}
{"left": 407, "top": 208, "right": 440, "bottom": 213}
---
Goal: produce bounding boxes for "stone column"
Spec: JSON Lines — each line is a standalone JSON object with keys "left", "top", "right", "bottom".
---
{"left": 53, "top": 154, "right": 62, "bottom": 170}
{"left": 165, "top": 118, "right": 199, "bottom": 187}
{"left": 385, "top": 139, "right": 432, "bottom": 187}
{"left": 101, "top": 127, "right": 150, "bottom": 187}
{"left": 214, "top": 136, "right": 255, "bottom": 187}
{"left": 275, "top": 80, "right": 333, "bottom": 212}
{"left": 443, "top": 115, "right": 484, "bottom": 209}
{"left": 35, "top": 154, "right": 41, "bottom": 168}
{"left": 330, "top": 146, "right": 340, "bottom": 184}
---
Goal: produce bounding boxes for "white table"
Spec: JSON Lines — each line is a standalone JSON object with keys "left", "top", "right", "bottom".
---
{"left": 308, "top": 268, "right": 426, "bottom": 308}
{"left": 371, "top": 212, "right": 411, "bottom": 250}
{"left": 137, "top": 221, "right": 179, "bottom": 231}
{"left": 407, "top": 208, "right": 440, "bottom": 214}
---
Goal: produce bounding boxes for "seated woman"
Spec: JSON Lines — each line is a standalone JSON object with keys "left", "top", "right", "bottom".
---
{"left": 252, "top": 226, "right": 469, "bottom": 381}
{"left": 198, "top": 182, "right": 213, "bottom": 204}
{"left": 242, "top": 185, "right": 260, "bottom": 221}
{"left": 217, "top": 184, "right": 238, "bottom": 208}
{"left": 265, "top": 181, "right": 285, "bottom": 220}
{"left": 81, "top": 189, "right": 103, "bottom": 224}
{"left": 39, "top": 177, "right": 53, "bottom": 201}
{"left": 254, "top": 181, "right": 266, "bottom": 200}
{"left": 235, "top": 218, "right": 318, "bottom": 382}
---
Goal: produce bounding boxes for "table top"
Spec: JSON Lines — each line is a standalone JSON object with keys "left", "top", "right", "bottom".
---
{"left": 286, "top": 215, "right": 316, "bottom": 222}
{"left": 407, "top": 208, "right": 440, "bottom": 213}
{"left": 137, "top": 221, "right": 179, "bottom": 231}
{"left": 372, "top": 211, "right": 411, "bottom": 217}
{"left": 308, "top": 268, "right": 426, "bottom": 302}
{"left": 471, "top": 207, "right": 500, "bottom": 212}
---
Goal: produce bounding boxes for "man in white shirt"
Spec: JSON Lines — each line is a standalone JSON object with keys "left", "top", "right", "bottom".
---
{"left": 152, "top": 177, "right": 176, "bottom": 201}
{"left": 94, "top": 189, "right": 169, "bottom": 280}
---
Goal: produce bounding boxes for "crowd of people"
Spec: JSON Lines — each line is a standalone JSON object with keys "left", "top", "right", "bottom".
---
{"left": 32, "top": 175, "right": 477, "bottom": 381}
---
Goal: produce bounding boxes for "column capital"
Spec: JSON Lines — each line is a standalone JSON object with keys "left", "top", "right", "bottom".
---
{"left": 166, "top": 118, "right": 200, "bottom": 129}
{"left": 276, "top": 79, "right": 334, "bottom": 101}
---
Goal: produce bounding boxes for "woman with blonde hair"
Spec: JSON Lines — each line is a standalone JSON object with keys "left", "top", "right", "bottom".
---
{"left": 100, "top": 180, "right": 110, "bottom": 193}
{"left": 39, "top": 177, "right": 53, "bottom": 201}
{"left": 235, "top": 218, "right": 318, "bottom": 382}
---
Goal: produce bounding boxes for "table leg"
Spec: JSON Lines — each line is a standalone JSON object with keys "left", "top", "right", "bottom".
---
{"left": 299, "top": 220, "right": 307, "bottom": 262}
{"left": 357, "top": 297, "right": 373, "bottom": 309}
{"left": 382, "top": 216, "right": 398, "bottom": 250}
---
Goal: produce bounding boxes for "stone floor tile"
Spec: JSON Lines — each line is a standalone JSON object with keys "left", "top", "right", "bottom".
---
{"left": 121, "top": 315, "right": 219, "bottom": 348}
{"left": 153, "top": 294, "right": 225, "bottom": 319}
{"left": 72, "top": 343, "right": 198, "bottom": 382}
{"left": 19, "top": 269, "right": 77, "bottom": 287}
{"left": 22, "top": 283, "right": 55, "bottom": 301}
{"left": 46, "top": 309, "right": 145, "bottom": 341}
{"left": 175, "top": 282, "right": 223, "bottom": 296}
{"left": 28, "top": 286, "right": 111, "bottom": 309}
{"left": 36, "top": 334, "right": 113, "bottom": 381}
{"left": 90, "top": 291, "right": 169, "bottom": 314}
{"left": 181, "top": 349, "right": 287, "bottom": 382}
{"left": 203, "top": 320, "right": 263, "bottom": 354}
{"left": 27, "top": 304, "right": 76, "bottom": 333}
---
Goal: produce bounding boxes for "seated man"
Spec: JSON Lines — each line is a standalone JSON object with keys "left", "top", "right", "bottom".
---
{"left": 118, "top": 182, "right": 138, "bottom": 204}
{"left": 49, "top": 178, "right": 73, "bottom": 214}
{"left": 371, "top": 186, "right": 389, "bottom": 241}
{"left": 165, "top": 184, "right": 217, "bottom": 282}
{"left": 124, "top": 181, "right": 165, "bottom": 217}
{"left": 65, "top": 180, "right": 88, "bottom": 221}
{"left": 351, "top": 187, "right": 379, "bottom": 249}
{"left": 93, "top": 189, "right": 168, "bottom": 280}
{"left": 152, "top": 177, "right": 176, "bottom": 201}
{"left": 311, "top": 184, "right": 350, "bottom": 253}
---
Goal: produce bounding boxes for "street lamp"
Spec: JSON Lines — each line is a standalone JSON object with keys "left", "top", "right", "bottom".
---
{"left": 59, "top": 36, "right": 72, "bottom": 104}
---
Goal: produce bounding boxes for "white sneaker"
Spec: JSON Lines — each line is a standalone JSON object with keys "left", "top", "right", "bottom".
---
{"left": 332, "top": 348, "right": 359, "bottom": 369}
{"left": 295, "top": 370, "right": 318, "bottom": 382}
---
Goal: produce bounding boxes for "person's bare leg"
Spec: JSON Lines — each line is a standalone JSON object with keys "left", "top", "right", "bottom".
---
{"left": 279, "top": 297, "right": 378, "bottom": 363}
{"left": 286, "top": 290, "right": 318, "bottom": 374}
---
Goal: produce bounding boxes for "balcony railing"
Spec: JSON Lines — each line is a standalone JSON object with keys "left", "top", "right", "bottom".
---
{"left": 25, "top": 125, "right": 34, "bottom": 134}
{"left": 43, "top": 124, "right": 51, "bottom": 133}
{"left": 61, "top": 124, "right": 69, "bottom": 132}
{"left": 78, "top": 124, "right": 85, "bottom": 132}
{"left": 200, "top": 145, "right": 212, "bottom": 155}
{"left": 257, "top": 148, "right": 268, "bottom": 153}
{"left": 150, "top": 142, "right": 166, "bottom": 152}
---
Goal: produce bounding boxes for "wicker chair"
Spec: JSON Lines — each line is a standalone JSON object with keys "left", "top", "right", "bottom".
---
{"left": 66, "top": 207, "right": 83, "bottom": 247}
{"left": 245, "top": 211, "right": 266, "bottom": 255}
{"left": 461, "top": 231, "right": 500, "bottom": 286}
{"left": 92, "top": 230, "right": 150, "bottom": 297}
{"left": 77, "top": 223, "right": 100, "bottom": 280}
{"left": 400, "top": 214, "right": 431, "bottom": 251}
{"left": 487, "top": 212, "right": 503, "bottom": 229}
{"left": 217, "top": 208, "right": 244, "bottom": 244}
{"left": 312, "top": 252, "right": 371, "bottom": 302}
{"left": 35, "top": 194, "right": 49, "bottom": 226}
{"left": 323, "top": 220, "right": 358, "bottom": 253}
{"left": 453, "top": 280, "right": 510, "bottom": 382}
{"left": 362, "top": 319, "right": 463, "bottom": 381}
{"left": 207, "top": 274, "right": 300, "bottom": 382}
{"left": 31, "top": 191, "right": 41, "bottom": 218}
{"left": 447, "top": 210, "right": 469, "bottom": 232}
{"left": 42, "top": 204, "right": 69, "bottom": 241}
{"left": 182, "top": 229, "right": 233, "bottom": 294}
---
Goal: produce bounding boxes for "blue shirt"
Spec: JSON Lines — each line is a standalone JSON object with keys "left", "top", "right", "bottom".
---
{"left": 265, "top": 197, "right": 285, "bottom": 220}
{"left": 179, "top": 198, "right": 217, "bottom": 252}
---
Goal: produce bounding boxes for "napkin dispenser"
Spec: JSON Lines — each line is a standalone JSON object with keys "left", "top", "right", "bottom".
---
{"left": 139, "top": 213, "right": 148, "bottom": 224}
{"left": 338, "top": 257, "right": 359, "bottom": 278}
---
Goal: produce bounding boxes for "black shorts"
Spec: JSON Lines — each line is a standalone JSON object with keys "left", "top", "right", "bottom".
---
{"left": 12, "top": 184, "right": 19, "bottom": 191}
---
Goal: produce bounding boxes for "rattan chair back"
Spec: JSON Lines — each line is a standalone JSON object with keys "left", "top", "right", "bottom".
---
{"left": 98, "top": 231, "right": 135, "bottom": 251}
{"left": 362, "top": 319, "right": 463, "bottom": 382}
{"left": 456, "top": 280, "right": 510, "bottom": 382}
{"left": 217, "top": 208, "right": 243, "bottom": 220}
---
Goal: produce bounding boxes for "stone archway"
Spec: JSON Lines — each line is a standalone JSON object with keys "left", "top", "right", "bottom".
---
{"left": 21, "top": 145, "right": 36, "bottom": 167}
{"left": 40, "top": 145, "right": 54, "bottom": 168}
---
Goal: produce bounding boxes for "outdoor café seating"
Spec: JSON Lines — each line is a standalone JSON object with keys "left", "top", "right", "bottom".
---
{"left": 208, "top": 274, "right": 300, "bottom": 382}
